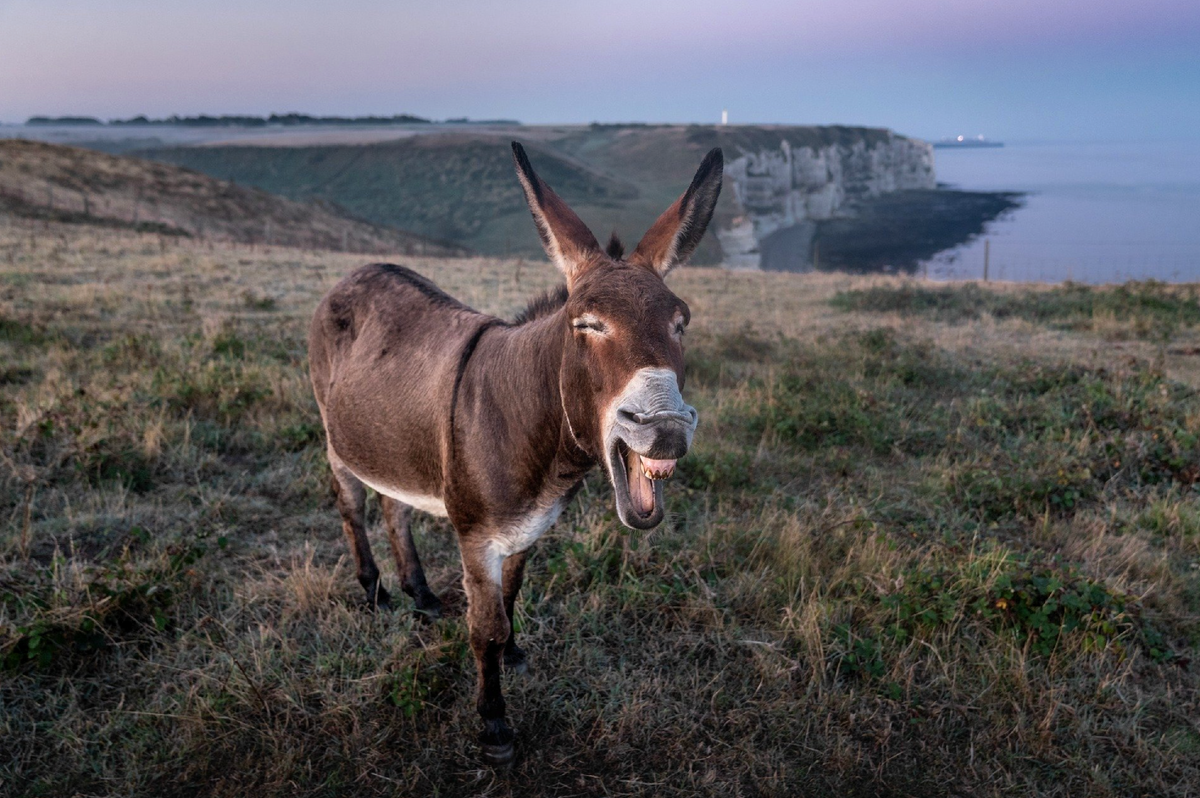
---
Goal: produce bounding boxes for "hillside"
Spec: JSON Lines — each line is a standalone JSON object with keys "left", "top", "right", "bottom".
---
{"left": 0, "top": 139, "right": 465, "bottom": 256}
{"left": 2, "top": 217, "right": 1199, "bottom": 796}
{"left": 141, "top": 134, "right": 641, "bottom": 257}
{"left": 138, "top": 124, "right": 1014, "bottom": 268}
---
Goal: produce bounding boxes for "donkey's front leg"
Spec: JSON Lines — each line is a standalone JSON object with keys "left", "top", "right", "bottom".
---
{"left": 461, "top": 541, "right": 515, "bottom": 766}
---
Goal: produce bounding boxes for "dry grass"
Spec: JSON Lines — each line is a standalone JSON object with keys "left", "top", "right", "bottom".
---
{"left": 2, "top": 218, "right": 1199, "bottom": 797}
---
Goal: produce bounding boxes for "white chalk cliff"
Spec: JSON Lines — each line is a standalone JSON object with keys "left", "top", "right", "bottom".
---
{"left": 716, "top": 132, "right": 935, "bottom": 270}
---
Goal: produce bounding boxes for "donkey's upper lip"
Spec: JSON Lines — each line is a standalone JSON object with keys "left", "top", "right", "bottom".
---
{"left": 625, "top": 409, "right": 696, "bottom": 426}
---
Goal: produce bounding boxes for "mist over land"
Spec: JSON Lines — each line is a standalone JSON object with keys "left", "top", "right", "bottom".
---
{"left": 3, "top": 119, "right": 1022, "bottom": 273}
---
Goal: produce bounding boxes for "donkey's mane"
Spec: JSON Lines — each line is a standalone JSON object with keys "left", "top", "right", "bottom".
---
{"left": 605, "top": 233, "right": 625, "bottom": 260}
{"left": 513, "top": 284, "right": 569, "bottom": 325}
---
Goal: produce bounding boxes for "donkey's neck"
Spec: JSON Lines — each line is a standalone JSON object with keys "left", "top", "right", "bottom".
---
{"left": 460, "top": 308, "right": 592, "bottom": 481}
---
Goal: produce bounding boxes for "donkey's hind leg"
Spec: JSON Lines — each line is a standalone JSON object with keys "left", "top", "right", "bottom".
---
{"left": 501, "top": 551, "right": 529, "bottom": 674}
{"left": 329, "top": 454, "right": 390, "bottom": 610}
{"left": 381, "top": 496, "right": 442, "bottom": 619}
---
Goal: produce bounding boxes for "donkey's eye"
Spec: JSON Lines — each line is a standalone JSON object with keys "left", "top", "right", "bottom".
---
{"left": 673, "top": 320, "right": 687, "bottom": 337}
{"left": 572, "top": 315, "right": 607, "bottom": 334}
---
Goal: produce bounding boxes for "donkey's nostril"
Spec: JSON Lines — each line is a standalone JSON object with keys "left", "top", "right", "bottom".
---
{"left": 626, "top": 408, "right": 695, "bottom": 426}
{"left": 617, "top": 407, "right": 641, "bottom": 426}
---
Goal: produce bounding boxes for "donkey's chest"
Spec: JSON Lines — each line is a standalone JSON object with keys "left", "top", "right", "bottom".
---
{"left": 491, "top": 497, "right": 567, "bottom": 558}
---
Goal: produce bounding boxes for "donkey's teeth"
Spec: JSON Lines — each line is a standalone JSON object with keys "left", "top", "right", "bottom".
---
{"left": 641, "top": 458, "right": 676, "bottom": 480}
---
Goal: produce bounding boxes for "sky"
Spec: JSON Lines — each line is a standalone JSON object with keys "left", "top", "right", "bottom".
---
{"left": 2, "top": 0, "right": 1199, "bottom": 142}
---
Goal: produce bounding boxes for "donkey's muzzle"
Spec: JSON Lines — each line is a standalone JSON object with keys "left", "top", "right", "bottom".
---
{"left": 614, "top": 406, "right": 698, "bottom": 460}
{"left": 605, "top": 368, "right": 699, "bottom": 530}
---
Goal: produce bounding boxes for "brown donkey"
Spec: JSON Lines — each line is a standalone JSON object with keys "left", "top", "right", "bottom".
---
{"left": 308, "top": 142, "right": 722, "bottom": 765}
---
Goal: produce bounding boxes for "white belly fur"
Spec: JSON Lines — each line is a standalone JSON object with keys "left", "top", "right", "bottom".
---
{"left": 356, "top": 474, "right": 449, "bottom": 517}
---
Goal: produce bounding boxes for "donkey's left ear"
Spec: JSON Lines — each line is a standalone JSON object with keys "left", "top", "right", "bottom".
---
{"left": 629, "top": 148, "right": 723, "bottom": 277}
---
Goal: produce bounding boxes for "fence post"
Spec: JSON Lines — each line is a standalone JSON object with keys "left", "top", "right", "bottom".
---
{"left": 983, "top": 239, "right": 990, "bottom": 282}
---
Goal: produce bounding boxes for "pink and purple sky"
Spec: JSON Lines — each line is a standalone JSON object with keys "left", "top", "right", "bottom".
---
{"left": 2, "top": 0, "right": 1198, "bottom": 141}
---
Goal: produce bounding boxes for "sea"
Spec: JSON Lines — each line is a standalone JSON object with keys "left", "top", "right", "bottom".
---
{"left": 923, "top": 140, "right": 1200, "bottom": 284}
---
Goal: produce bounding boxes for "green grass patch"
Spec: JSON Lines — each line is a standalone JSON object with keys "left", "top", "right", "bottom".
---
{"left": 0, "top": 314, "right": 49, "bottom": 346}
{"left": 2, "top": 540, "right": 207, "bottom": 671}
{"left": 691, "top": 328, "right": 1200, "bottom": 529}
{"left": 832, "top": 280, "right": 1200, "bottom": 339}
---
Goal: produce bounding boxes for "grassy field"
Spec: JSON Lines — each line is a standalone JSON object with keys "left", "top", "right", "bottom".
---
{"left": 2, "top": 219, "right": 1199, "bottom": 796}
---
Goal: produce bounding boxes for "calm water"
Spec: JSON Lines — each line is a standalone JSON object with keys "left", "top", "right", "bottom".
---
{"left": 923, "top": 140, "right": 1200, "bottom": 284}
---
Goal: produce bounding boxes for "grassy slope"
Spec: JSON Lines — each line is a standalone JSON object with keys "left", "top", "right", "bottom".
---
{"left": 0, "top": 139, "right": 465, "bottom": 256}
{"left": 2, "top": 220, "right": 1199, "bottom": 796}
{"left": 140, "top": 133, "right": 648, "bottom": 260}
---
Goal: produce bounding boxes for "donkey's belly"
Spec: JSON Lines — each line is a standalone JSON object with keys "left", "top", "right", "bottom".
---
{"left": 324, "top": 361, "right": 451, "bottom": 517}
{"left": 355, "top": 472, "right": 448, "bottom": 517}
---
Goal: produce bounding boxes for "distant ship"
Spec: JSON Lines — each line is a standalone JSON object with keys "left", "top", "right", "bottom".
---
{"left": 933, "top": 135, "right": 1003, "bottom": 149}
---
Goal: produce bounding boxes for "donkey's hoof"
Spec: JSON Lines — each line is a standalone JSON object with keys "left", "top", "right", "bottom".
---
{"left": 413, "top": 590, "right": 443, "bottom": 622}
{"left": 503, "top": 646, "right": 529, "bottom": 676}
{"left": 413, "top": 606, "right": 441, "bottom": 624}
{"left": 362, "top": 586, "right": 392, "bottom": 612}
{"left": 479, "top": 722, "right": 515, "bottom": 769}
{"left": 480, "top": 739, "right": 515, "bottom": 769}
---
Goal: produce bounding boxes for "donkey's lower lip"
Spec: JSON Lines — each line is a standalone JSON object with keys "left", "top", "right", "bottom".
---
{"left": 610, "top": 440, "right": 665, "bottom": 529}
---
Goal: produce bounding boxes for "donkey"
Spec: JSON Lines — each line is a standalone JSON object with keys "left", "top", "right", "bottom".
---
{"left": 308, "top": 142, "right": 722, "bottom": 765}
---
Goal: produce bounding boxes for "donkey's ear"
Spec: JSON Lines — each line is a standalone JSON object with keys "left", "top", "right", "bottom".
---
{"left": 630, "top": 148, "right": 723, "bottom": 277}
{"left": 511, "top": 142, "right": 601, "bottom": 286}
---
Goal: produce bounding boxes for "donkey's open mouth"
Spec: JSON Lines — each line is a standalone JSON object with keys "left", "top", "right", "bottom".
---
{"left": 610, "top": 439, "right": 676, "bottom": 529}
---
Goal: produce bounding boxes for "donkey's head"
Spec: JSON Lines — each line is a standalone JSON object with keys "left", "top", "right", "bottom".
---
{"left": 512, "top": 142, "right": 722, "bottom": 529}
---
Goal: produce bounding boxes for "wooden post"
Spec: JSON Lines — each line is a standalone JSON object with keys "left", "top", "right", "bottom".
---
{"left": 813, "top": 240, "right": 820, "bottom": 272}
{"left": 983, "top": 239, "right": 990, "bottom": 282}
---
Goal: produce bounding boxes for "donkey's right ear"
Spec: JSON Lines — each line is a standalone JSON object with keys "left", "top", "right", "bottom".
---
{"left": 512, "top": 142, "right": 601, "bottom": 287}
{"left": 629, "top": 148, "right": 723, "bottom": 278}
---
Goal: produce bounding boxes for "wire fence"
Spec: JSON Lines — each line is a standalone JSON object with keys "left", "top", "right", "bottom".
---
{"left": 923, "top": 239, "right": 1200, "bottom": 284}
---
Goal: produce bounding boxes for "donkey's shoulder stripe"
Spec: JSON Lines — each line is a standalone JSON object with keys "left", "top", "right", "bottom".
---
{"left": 448, "top": 319, "right": 505, "bottom": 459}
